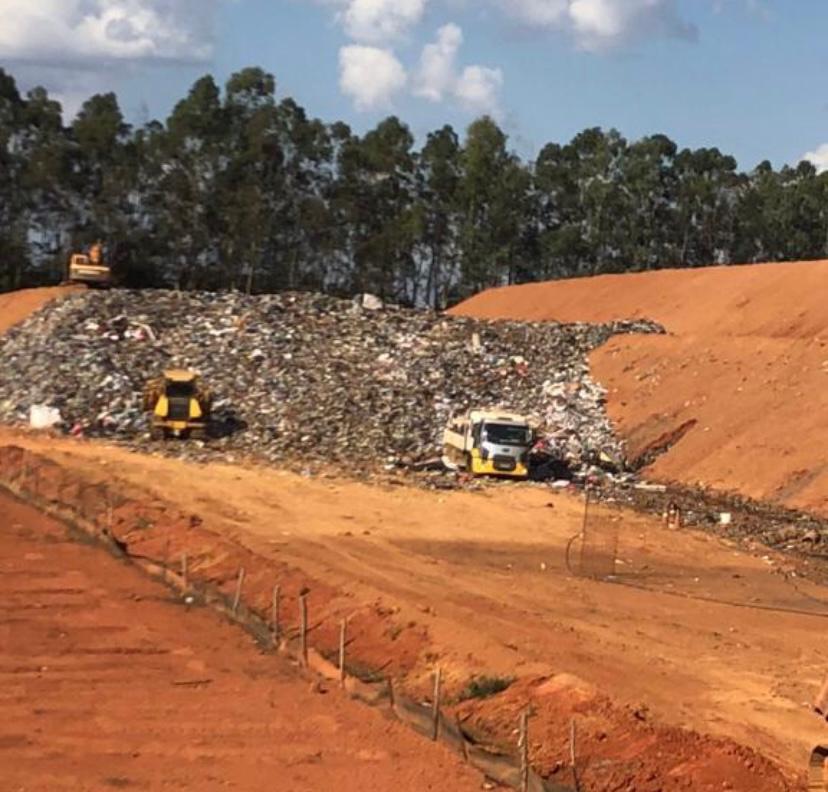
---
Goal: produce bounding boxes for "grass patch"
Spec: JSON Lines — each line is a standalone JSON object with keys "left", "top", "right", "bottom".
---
{"left": 457, "top": 675, "right": 514, "bottom": 702}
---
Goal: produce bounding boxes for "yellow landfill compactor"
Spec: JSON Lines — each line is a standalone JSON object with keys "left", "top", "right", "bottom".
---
{"left": 68, "top": 241, "right": 111, "bottom": 287}
{"left": 442, "top": 409, "right": 535, "bottom": 478}
{"left": 143, "top": 370, "right": 211, "bottom": 440}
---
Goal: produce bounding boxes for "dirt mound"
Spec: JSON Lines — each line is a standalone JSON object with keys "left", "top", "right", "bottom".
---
{"left": 454, "top": 675, "right": 795, "bottom": 791}
{"left": 0, "top": 285, "right": 82, "bottom": 333}
{"left": 1, "top": 441, "right": 809, "bottom": 790}
{"left": 0, "top": 492, "right": 485, "bottom": 792}
{"left": 450, "top": 261, "right": 828, "bottom": 514}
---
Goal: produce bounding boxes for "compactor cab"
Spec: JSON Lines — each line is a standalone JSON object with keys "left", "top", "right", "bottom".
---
{"left": 143, "top": 370, "right": 211, "bottom": 440}
{"left": 442, "top": 409, "right": 534, "bottom": 478}
{"left": 67, "top": 241, "right": 112, "bottom": 287}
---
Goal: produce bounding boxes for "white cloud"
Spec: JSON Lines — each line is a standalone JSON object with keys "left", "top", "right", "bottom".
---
{"left": 498, "top": 0, "right": 697, "bottom": 51}
{"left": 0, "top": 0, "right": 217, "bottom": 64}
{"left": 413, "top": 23, "right": 463, "bottom": 101}
{"left": 338, "top": 44, "right": 407, "bottom": 110}
{"left": 413, "top": 24, "right": 502, "bottom": 115}
{"left": 455, "top": 65, "right": 503, "bottom": 115}
{"left": 498, "top": 0, "right": 569, "bottom": 27}
{"left": 804, "top": 144, "right": 828, "bottom": 174}
{"left": 341, "top": 0, "right": 427, "bottom": 43}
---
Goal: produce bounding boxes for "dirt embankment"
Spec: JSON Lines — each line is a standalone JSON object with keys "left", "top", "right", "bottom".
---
{"left": 450, "top": 261, "right": 828, "bottom": 515}
{"left": 0, "top": 490, "right": 485, "bottom": 792}
{"left": 0, "top": 285, "right": 82, "bottom": 333}
{"left": 0, "top": 433, "right": 815, "bottom": 791}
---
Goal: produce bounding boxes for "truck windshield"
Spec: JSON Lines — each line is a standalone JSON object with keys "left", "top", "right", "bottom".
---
{"left": 166, "top": 382, "right": 195, "bottom": 398}
{"left": 483, "top": 423, "right": 530, "bottom": 447}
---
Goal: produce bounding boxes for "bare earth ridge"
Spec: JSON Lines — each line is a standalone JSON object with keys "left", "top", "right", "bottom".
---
{"left": 450, "top": 260, "right": 828, "bottom": 515}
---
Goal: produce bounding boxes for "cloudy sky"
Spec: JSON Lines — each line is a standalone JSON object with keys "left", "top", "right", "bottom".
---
{"left": 1, "top": 1, "right": 826, "bottom": 170}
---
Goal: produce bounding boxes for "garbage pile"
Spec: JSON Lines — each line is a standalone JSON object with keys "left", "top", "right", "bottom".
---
{"left": 0, "top": 290, "right": 663, "bottom": 477}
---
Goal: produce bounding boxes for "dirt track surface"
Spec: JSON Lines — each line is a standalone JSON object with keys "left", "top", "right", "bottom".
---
{"left": 0, "top": 286, "right": 81, "bottom": 333}
{"left": 0, "top": 490, "right": 486, "bottom": 792}
{"left": 1, "top": 429, "right": 822, "bottom": 789}
{"left": 449, "top": 260, "right": 828, "bottom": 515}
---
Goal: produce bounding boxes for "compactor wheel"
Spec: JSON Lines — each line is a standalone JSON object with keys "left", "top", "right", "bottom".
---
{"left": 809, "top": 745, "right": 828, "bottom": 791}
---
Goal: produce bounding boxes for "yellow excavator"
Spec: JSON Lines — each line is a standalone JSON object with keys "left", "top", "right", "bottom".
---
{"left": 143, "top": 370, "right": 212, "bottom": 440}
{"left": 67, "top": 241, "right": 111, "bottom": 287}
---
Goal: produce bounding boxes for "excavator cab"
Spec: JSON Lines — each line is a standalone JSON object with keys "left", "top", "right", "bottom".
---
{"left": 143, "top": 370, "right": 211, "bottom": 440}
{"left": 67, "top": 241, "right": 111, "bottom": 287}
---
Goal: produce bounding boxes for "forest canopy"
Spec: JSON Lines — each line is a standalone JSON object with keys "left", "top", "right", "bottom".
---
{"left": 1, "top": 65, "right": 826, "bottom": 305}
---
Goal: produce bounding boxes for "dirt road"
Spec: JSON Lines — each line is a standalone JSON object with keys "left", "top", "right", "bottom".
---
{"left": 0, "top": 286, "right": 81, "bottom": 333}
{"left": 450, "top": 260, "right": 828, "bottom": 515}
{"left": 0, "top": 490, "right": 485, "bottom": 792}
{"left": 1, "top": 428, "right": 820, "bottom": 789}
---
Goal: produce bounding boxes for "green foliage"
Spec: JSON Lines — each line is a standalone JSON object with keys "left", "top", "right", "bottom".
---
{"left": 2, "top": 65, "right": 828, "bottom": 301}
{"left": 457, "top": 675, "right": 515, "bottom": 702}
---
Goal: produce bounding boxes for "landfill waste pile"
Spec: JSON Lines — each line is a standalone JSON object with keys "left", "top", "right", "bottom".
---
{"left": 0, "top": 290, "right": 663, "bottom": 478}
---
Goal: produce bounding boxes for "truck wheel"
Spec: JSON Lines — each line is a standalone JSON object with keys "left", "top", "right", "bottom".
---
{"left": 150, "top": 426, "right": 164, "bottom": 441}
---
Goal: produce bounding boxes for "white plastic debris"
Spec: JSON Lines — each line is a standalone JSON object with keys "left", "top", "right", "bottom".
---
{"left": 29, "top": 405, "right": 62, "bottom": 430}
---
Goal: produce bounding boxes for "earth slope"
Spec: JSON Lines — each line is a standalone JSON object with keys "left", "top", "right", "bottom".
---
{"left": 0, "top": 286, "right": 81, "bottom": 333}
{"left": 450, "top": 260, "right": 828, "bottom": 514}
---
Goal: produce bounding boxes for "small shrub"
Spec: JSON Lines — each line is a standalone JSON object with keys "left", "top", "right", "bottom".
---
{"left": 457, "top": 675, "right": 514, "bottom": 702}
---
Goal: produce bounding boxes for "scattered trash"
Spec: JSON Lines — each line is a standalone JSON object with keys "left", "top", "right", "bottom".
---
{"left": 29, "top": 405, "right": 62, "bottom": 430}
{"left": 0, "top": 289, "right": 664, "bottom": 478}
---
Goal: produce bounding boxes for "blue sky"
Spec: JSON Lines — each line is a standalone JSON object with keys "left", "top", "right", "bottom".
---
{"left": 1, "top": 1, "right": 827, "bottom": 170}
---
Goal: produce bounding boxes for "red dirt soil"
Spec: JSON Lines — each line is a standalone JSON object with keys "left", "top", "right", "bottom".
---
{"left": 450, "top": 260, "right": 828, "bottom": 515}
{"left": 0, "top": 490, "right": 485, "bottom": 792}
{"left": 0, "top": 285, "right": 82, "bottom": 333}
{"left": 0, "top": 434, "right": 816, "bottom": 790}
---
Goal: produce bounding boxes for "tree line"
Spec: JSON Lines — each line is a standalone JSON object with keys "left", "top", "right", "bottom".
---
{"left": 2, "top": 65, "right": 827, "bottom": 306}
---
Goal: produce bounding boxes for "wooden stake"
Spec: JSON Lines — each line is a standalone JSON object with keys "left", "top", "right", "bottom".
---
{"left": 387, "top": 677, "right": 396, "bottom": 711}
{"left": 570, "top": 718, "right": 580, "bottom": 792}
{"left": 338, "top": 619, "right": 347, "bottom": 686}
{"left": 271, "top": 585, "right": 281, "bottom": 645}
{"left": 457, "top": 714, "right": 470, "bottom": 763}
{"left": 519, "top": 710, "right": 529, "bottom": 792}
{"left": 181, "top": 552, "right": 188, "bottom": 590}
{"left": 232, "top": 567, "right": 245, "bottom": 616}
{"left": 299, "top": 594, "right": 308, "bottom": 667}
{"left": 432, "top": 667, "right": 442, "bottom": 741}
{"left": 164, "top": 537, "right": 170, "bottom": 583}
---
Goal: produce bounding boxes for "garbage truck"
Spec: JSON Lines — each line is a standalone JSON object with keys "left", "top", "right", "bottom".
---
{"left": 143, "top": 370, "right": 211, "bottom": 440}
{"left": 442, "top": 409, "right": 535, "bottom": 478}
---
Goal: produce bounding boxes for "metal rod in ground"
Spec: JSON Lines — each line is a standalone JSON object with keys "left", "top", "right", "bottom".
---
{"left": 578, "top": 486, "right": 591, "bottom": 576}
{"left": 432, "top": 667, "right": 442, "bottom": 741}
{"left": 387, "top": 677, "right": 396, "bottom": 711}
{"left": 339, "top": 619, "right": 347, "bottom": 686}
{"left": 299, "top": 594, "right": 308, "bottom": 667}
{"left": 232, "top": 567, "right": 245, "bottom": 616}
{"left": 271, "top": 585, "right": 280, "bottom": 645}
{"left": 519, "top": 710, "right": 529, "bottom": 792}
{"left": 570, "top": 718, "right": 580, "bottom": 792}
{"left": 456, "top": 713, "right": 470, "bottom": 763}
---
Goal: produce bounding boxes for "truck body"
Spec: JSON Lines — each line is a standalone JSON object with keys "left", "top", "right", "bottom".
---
{"left": 442, "top": 409, "right": 534, "bottom": 478}
{"left": 143, "top": 370, "right": 211, "bottom": 439}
